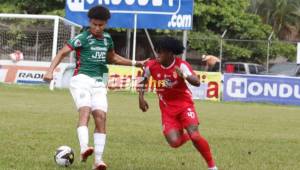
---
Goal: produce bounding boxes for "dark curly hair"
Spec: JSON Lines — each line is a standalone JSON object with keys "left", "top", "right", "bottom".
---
{"left": 88, "top": 5, "right": 111, "bottom": 21}
{"left": 154, "top": 36, "right": 184, "bottom": 55}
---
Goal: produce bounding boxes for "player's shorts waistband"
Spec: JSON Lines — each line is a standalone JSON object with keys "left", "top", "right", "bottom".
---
{"left": 71, "top": 74, "right": 106, "bottom": 88}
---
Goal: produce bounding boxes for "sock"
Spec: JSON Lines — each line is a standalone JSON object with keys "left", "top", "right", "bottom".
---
{"left": 190, "top": 132, "right": 215, "bottom": 168}
{"left": 94, "top": 133, "right": 106, "bottom": 164}
{"left": 77, "top": 126, "right": 89, "bottom": 153}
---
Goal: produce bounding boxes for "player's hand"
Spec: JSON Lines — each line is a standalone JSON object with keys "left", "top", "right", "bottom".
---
{"left": 136, "top": 58, "right": 150, "bottom": 68}
{"left": 139, "top": 97, "right": 149, "bottom": 112}
{"left": 175, "top": 66, "right": 184, "bottom": 78}
{"left": 43, "top": 71, "right": 53, "bottom": 82}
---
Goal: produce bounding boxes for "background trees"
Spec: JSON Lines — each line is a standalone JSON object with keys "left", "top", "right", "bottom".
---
{"left": 249, "top": 0, "right": 300, "bottom": 41}
{"left": 0, "top": 0, "right": 298, "bottom": 63}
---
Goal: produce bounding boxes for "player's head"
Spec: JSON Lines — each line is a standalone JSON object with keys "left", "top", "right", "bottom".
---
{"left": 154, "top": 36, "right": 184, "bottom": 64}
{"left": 88, "top": 5, "right": 111, "bottom": 37}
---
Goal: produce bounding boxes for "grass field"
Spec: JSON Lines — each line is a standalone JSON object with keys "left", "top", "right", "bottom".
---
{"left": 0, "top": 84, "right": 300, "bottom": 170}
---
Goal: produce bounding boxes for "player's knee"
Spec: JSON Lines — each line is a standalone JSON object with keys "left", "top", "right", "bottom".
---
{"left": 186, "top": 125, "right": 201, "bottom": 140}
{"left": 98, "top": 113, "right": 106, "bottom": 121}
{"left": 94, "top": 110, "right": 106, "bottom": 121}
{"left": 168, "top": 139, "right": 182, "bottom": 148}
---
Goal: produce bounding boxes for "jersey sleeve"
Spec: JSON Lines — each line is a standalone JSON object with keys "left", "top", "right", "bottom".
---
{"left": 67, "top": 33, "right": 86, "bottom": 50}
{"left": 180, "top": 61, "right": 196, "bottom": 76}
{"left": 143, "top": 60, "right": 155, "bottom": 79}
{"left": 143, "top": 66, "right": 151, "bottom": 79}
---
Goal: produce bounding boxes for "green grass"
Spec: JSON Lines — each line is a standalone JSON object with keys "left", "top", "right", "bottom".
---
{"left": 0, "top": 84, "right": 300, "bottom": 170}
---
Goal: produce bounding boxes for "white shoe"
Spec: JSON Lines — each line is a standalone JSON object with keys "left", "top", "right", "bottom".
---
{"left": 208, "top": 166, "right": 218, "bottom": 170}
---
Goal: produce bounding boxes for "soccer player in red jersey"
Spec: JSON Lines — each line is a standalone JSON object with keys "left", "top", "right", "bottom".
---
{"left": 138, "top": 37, "right": 217, "bottom": 170}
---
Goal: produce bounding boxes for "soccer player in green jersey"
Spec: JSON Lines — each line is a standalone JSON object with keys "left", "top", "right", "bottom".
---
{"left": 44, "top": 6, "right": 146, "bottom": 170}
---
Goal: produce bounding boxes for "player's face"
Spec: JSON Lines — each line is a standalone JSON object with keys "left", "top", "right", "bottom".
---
{"left": 156, "top": 50, "right": 172, "bottom": 65}
{"left": 89, "top": 19, "right": 107, "bottom": 38}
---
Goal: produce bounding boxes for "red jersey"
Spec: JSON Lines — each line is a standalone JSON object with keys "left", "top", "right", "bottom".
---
{"left": 144, "top": 57, "right": 196, "bottom": 115}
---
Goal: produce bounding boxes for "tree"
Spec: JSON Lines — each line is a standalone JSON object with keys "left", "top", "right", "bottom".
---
{"left": 0, "top": 0, "right": 65, "bottom": 14}
{"left": 189, "top": 0, "right": 296, "bottom": 64}
{"left": 249, "top": 0, "right": 300, "bottom": 41}
{"left": 0, "top": 0, "right": 296, "bottom": 63}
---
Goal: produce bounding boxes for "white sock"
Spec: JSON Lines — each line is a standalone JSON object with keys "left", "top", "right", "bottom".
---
{"left": 94, "top": 133, "right": 106, "bottom": 164}
{"left": 77, "top": 126, "right": 89, "bottom": 153}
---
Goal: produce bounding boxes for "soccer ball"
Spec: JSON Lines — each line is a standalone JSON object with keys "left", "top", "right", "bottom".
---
{"left": 54, "top": 146, "right": 74, "bottom": 167}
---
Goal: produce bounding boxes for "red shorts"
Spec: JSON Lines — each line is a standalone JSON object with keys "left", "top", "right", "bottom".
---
{"left": 161, "top": 107, "right": 199, "bottom": 135}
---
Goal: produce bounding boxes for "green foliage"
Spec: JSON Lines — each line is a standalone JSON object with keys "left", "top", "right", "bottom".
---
{"left": 0, "top": 0, "right": 297, "bottom": 63}
{"left": 271, "top": 41, "right": 297, "bottom": 61}
{"left": 223, "top": 43, "right": 253, "bottom": 61}
{"left": 44, "top": 9, "right": 65, "bottom": 16}
{"left": 2, "top": 0, "right": 65, "bottom": 14}
{"left": 190, "top": 0, "right": 296, "bottom": 64}
{"left": 189, "top": 31, "right": 220, "bottom": 54}
{"left": 0, "top": 3, "right": 19, "bottom": 13}
{"left": 249, "top": 0, "right": 300, "bottom": 40}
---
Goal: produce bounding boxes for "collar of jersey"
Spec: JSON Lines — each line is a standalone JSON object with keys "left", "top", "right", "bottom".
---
{"left": 88, "top": 30, "right": 105, "bottom": 40}
{"left": 160, "top": 58, "right": 176, "bottom": 69}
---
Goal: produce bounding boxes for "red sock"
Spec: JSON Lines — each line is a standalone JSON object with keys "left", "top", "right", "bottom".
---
{"left": 190, "top": 132, "right": 215, "bottom": 168}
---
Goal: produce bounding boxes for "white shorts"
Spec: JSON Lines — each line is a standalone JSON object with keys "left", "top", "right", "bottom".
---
{"left": 69, "top": 74, "right": 108, "bottom": 112}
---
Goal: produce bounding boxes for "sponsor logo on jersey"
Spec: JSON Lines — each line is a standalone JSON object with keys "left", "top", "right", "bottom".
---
{"left": 153, "top": 79, "right": 178, "bottom": 88}
{"left": 173, "top": 71, "right": 177, "bottom": 78}
{"left": 90, "top": 46, "right": 107, "bottom": 51}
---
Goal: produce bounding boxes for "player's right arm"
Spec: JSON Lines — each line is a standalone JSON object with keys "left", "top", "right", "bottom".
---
{"left": 138, "top": 63, "right": 152, "bottom": 112}
{"left": 138, "top": 77, "right": 149, "bottom": 112}
{"left": 43, "top": 45, "right": 72, "bottom": 82}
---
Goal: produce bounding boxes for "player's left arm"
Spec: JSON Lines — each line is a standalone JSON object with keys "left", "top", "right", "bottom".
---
{"left": 175, "top": 62, "right": 200, "bottom": 87}
{"left": 107, "top": 49, "right": 148, "bottom": 67}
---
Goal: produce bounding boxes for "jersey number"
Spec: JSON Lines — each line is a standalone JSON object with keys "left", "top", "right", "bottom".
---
{"left": 187, "top": 111, "right": 195, "bottom": 119}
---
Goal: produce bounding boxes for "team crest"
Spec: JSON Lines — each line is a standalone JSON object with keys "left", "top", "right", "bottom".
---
{"left": 173, "top": 71, "right": 178, "bottom": 78}
{"left": 88, "top": 39, "right": 95, "bottom": 45}
{"left": 74, "top": 39, "right": 82, "bottom": 47}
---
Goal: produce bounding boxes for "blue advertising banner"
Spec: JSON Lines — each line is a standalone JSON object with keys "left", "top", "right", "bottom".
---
{"left": 223, "top": 74, "right": 300, "bottom": 106}
{"left": 66, "top": 0, "right": 193, "bottom": 30}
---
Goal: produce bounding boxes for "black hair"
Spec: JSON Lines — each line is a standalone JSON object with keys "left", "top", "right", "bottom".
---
{"left": 154, "top": 36, "right": 184, "bottom": 55}
{"left": 88, "top": 5, "right": 111, "bottom": 21}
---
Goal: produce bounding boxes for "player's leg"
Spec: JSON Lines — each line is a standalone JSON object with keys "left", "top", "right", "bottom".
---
{"left": 180, "top": 107, "right": 217, "bottom": 169}
{"left": 77, "top": 106, "right": 94, "bottom": 162}
{"left": 162, "top": 113, "right": 190, "bottom": 148}
{"left": 186, "top": 125, "right": 216, "bottom": 169}
{"left": 69, "top": 74, "right": 94, "bottom": 162}
{"left": 164, "top": 129, "right": 190, "bottom": 148}
{"left": 91, "top": 109, "right": 107, "bottom": 170}
{"left": 91, "top": 86, "right": 108, "bottom": 170}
